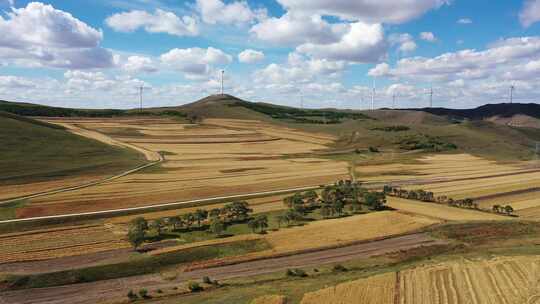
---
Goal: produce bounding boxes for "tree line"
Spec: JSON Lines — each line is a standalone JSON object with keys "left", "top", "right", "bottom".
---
{"left": 383, "top": 185, "right": 515, "bottom": 216}
{"left": 127, "top": 201, "right": 253, "bottom": 250}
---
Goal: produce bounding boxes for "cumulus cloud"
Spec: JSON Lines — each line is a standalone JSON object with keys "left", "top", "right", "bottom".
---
{"left": 106, "top": 9, "right": 198, "bottom": 36}
{"left": 457, "top": 18, "right": 472, "bottom": 24}
{"left": 160, "top": 47, "right": 232, "bottom": 79}
{"left": 0, "top": 2, "right": 113, "bottom": 69}
{"left": 420, "top": 32, "right": 437, "bottom": 42}
{"left": 296, "top": 22, "right": 386, "bottom": 63}
{"left": 389, "top": 33, "right": 417, "bottom": 53}
{"left": 123, "top": 56, "right": 158, "bottom": 73}
{"left": 238, "top": 49, "right": 265, "bottom": 63}
{"left": 520, "top": 0, "right": 540, "bottom": 28}
{"left": 254, "top": 52, "right": 346, "bottom": 87}
{"left": 369, "top": 37, "right": 540, "bottom": 82}
{"left": 276, "top": 0, "right": 448, "bottom": 24}
{"left": 196, "top": 0, "right": 266, "bottom": 25}
{"left": 250, "top": 13, "right": 347, "bottom": 45}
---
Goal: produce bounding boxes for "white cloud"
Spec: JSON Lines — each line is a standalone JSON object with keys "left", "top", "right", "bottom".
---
{"left": 296, "top": 22, "right": 386, "bottom": 63}
{"left": 420, "top": 32, "right": 437, "bottom": 42}
{"left": 196, "top": 0, "right": 266, "bottom": 25}
{"left": 253, "top": 52, "right": 345, "bottom": 87}
{"left": 123, "top": 56, "right": 158, "bottom": 73}
{"left": 160, "top": 47, "right": 232, "bottom": 79}
{"left": 520, "top": 0, "right": 540, "bottom": 28}
{"left": 457, "top": 18, "right": 472, "bottom": 24}
{"left": 369, "top": 36, "right": 540, "bottom": 83}
{"left": 106, "top": 9, "right": 198, "bottom": 36}
{"left": 276, "top": 0, "right": 448, "bottom": 24}
{"left": 389, "top": 33, "right": 417, "bottom": 53}
{"left": 0, "top": 2, "right": 113, "bottom": 69}
{"left": 238, "top": 49, "right": 265, "bottom": 63}
{"left": 250, "top": 13, "right": 347, "bottom": 45}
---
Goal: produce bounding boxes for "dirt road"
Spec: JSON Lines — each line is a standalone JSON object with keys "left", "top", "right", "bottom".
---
{"left": 0, "top": 233, "right": 444, "bottom": 304}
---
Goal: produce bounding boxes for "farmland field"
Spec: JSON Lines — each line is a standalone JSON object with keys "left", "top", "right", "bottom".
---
{"left": 0, "top": 224, "right": 129, "bottom": 264}
{"left": 11, "top": 117, "right": 348, "bottom": 218}
{"left": 300, "top": 272, "right": 396, "bottom": 304}
{"left": 299, "top": 255, "right": 540, "bottom": 304}
{"left": 387, "top": 197, "right": 508, "bottom": 221}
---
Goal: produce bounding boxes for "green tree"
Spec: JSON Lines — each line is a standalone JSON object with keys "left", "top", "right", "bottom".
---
{"left": 276, "top": 214, "right": 289, "bottom": 228}
{"left": 130, "top": 217, "right": 148, "bottom": 232}
{"left": 150, "top": 218, "right": 165, "bottom": 236}
{"left": 194, "top": 209, "right": 208, "bottom": 227}
{"left": 127, "top": 227, "right": 146, "bottom": 250}
{"left": 504, "top": 205, "right": 514, "bottom": 215}
{"left": 492, "top": 204, "right": 501, "bottom": 213}
{"left": 209, "top": 218, "right": 226, "bottom": 236}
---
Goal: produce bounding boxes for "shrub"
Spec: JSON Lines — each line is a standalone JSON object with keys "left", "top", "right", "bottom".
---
{"left": 188, "top": 281, "right": 203, "bottom": 292}
{"left": 202, "top": 276, "right": 214, "bottom": 285}
{"left": 156, "top": 289, "right": 163, "bottom": 294}
{"left": 368, "top": 146, "right": 380, "bottom": 153}
{"left": 139, "top": 288, "right": 149, "bottom": 299}
{"left": 127, "top": 290, "right": 138, "bottom": 301}
{"left": 286, "top": 268, "right": 308, "bottom": 277}
{"left": 333, "top": 264, "right": 348, "bottom": 272}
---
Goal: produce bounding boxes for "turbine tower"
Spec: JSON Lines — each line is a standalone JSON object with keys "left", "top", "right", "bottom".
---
{"left": 429, "top": 85, "right": 433, "bottom": 108}
{"left": 220, "top": 69, "right": 225, "bottom": 95}
{"left": 371, "top": 78, "right": 376, "bottom": 110}
{"left": 510, "top": 84, "right": 515, "bottom": 104}
{"left": 392, "top": 92, "right": 397, "bottom": 109}
{"left": 138, "top": 85, "right": 145, "bottom": 112}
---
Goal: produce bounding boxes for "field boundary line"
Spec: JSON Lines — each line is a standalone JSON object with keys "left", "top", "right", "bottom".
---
{"left": 0, "top": 185, "right": 322, "bottom": 224}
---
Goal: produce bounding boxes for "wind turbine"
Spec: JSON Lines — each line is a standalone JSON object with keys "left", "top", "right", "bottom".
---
{"left": 510, "top": 83, "right": 515, "bottom": 104}
{"left": 428, "top": 85, "right": 433, "bottom": 108}
{"left": 220, "top": 69, "right": 225, "bottom": 95}
{"left": 137, "top": 85, "right": 145, "bottom": 112}
{"left": 371, "top": 78, "right": 376, "bottom": 110}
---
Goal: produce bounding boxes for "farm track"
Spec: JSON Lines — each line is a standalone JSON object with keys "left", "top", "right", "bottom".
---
{"left": 0, "top": 233, "right": 443, "bottom": 304}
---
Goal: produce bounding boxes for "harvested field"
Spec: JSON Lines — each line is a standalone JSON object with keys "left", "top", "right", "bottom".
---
{"left": 264, "top": 211, "right": 440, "bottom": 253}
{"left": 250, "top": 295, "right": 287, "bottom": 304}
{"left": 300, "top": 255, "right": 540, "bottom": 304}
{"left": 388, "top": 197, "right": 508, "bottom": 221}
{"left": 0, "top": 224, "right": 129, "bottom": 264}
{"left": 399, "top": 256, "right": 540, "bottom": 304}
{"left": 300, "top": 272, "right": 396, "bottom": 304}
{"left": 14, "top": 118, "right": 348, "bottom": 218}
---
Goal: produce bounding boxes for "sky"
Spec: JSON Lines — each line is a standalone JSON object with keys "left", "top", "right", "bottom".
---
{"left": 1, "top": 0, "right": 540, "bottom": 109}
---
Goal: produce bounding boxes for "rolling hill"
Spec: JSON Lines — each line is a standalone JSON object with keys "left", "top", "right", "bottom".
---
{"left": 1, "top": 96, "right": 539, "bottom": 161}
{"left": 0, "top": 111, "right": 144, "bottom": 186}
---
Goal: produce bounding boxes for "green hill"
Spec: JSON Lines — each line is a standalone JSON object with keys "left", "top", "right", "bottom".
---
{"left": 0, "top": 112, "right": 145, "bottom": 186}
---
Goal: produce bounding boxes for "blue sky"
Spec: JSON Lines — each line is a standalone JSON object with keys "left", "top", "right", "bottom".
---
{"left": 1, "top": 0, "right": 540, "bottom": 109}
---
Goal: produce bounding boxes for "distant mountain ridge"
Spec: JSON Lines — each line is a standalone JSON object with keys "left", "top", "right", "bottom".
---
{"left": 411, "top": 103, "right": 540, "bottom": 120}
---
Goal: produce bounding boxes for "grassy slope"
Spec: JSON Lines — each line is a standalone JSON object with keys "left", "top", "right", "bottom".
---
{"left": 0, "top": 112, "right": 145, "bottom": 186}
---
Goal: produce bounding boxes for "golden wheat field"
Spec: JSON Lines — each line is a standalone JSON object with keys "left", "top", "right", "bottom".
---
{"left": 387, "top": 197, "right": 508, "bottom": 221}
{"left": 14, "top": 117, "right": 348, "bottom": 218}
{"left": 264, "top": 211, "right": 440, "bottom": 253}
{"left": 300, "top": 272, "right": 396, "bottom": 304}
{"left": 249, "top": 295, "right": 288, "bottom": 304}
{"left": 0, "top": 225, "right": 129, "bottom": 264}
{"left": 300, "top": 255, "right": 540, "bottom": 304}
